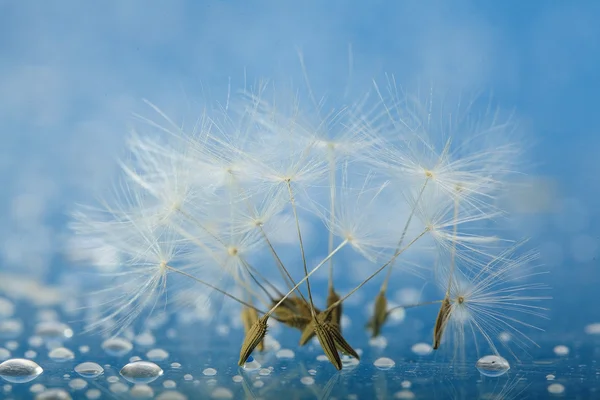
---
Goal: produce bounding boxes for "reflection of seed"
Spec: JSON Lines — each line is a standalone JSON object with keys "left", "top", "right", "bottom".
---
{"left": 475, "top": 355, "right": 510, "bottom": 377}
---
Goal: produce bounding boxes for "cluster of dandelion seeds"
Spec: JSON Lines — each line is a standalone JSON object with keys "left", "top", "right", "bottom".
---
{"left": 70, "top": 79, "right": 549, "bottom": 370}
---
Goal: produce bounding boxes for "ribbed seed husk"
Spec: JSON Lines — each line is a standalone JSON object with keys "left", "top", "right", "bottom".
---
{"left": 314, "top": 321, "right": 342, "bottom": 370}
{"left": 433, "top": 297, "right": 452, "bottom": 350}
{"left": 326, "top": 286, "right": 343, "bottom": 330}
{"left": 241, "top": 307, "right": 264, "bottom": 352}
{"left": 238, "top": 314, "right": 269, "bottom": 366}
{"left": 368, "top": 290, "right": 389, "bottom": 338}
{"left": 324, "top": 321, "right": 359, "bottom": 360}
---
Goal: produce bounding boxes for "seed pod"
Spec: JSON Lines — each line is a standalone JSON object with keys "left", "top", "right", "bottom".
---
{"left": 299, "top": 319, "right": 316, "bottom": 346}
{"left": 241, "top": 307, "right": 264, "bottom": 352}
{"left": 325, "top": 321, "right": 359, "bottom": 360}
{"left": 326, "top": 286, "right": 343, "bottom": 329}
{"left": 314, "top": 321, "right": 342, "bottom": 370}
{"left": 238, "top": 315, "right": 269, "bottom": 366}
{"left": 433, "top": 297, "right": 452, "bottom": 350}
{"left": 368, "top": 291, "right": 389, "bottom": 338}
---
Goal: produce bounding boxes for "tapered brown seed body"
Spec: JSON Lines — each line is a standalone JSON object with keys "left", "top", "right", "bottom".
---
{"left": 238, "top": 315, "right": 269, "bottom": 366}
{"left": 272, "top": 297, "right": 314, "bottom": 331}
{"left": 325, "top": 321, "right": 359, "bottom": 359}
{"left": 367, "top": 291, "right": 388, "bottom": 338}
{"left": 432, "top": 297, "right": 452, "bottom": 350}
{"left": 314, "top": 321, "right": 342, "bottom": 370}
{"left": 326, "top": 287, "right": 343, "bottom": 330}
{"left": 241, "top": 307, "right": 264, "bottom": 352}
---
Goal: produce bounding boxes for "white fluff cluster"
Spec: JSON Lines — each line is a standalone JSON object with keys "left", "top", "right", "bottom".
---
{"left": 70, "top": 80, "right": 548, "bottom": 361}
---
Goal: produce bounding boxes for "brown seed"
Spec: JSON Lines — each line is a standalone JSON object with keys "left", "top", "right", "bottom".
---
{"left": 314, "top": 321, "right": 342, "bottom": 370}
{"left": 238, "top": 314, "right": 269, "bottom": 366}
{"left": 241, "top": 307, "right": 264, "bottom": 352}
{"left": 325, "top": 321, "right": 360, "bottom": 360}
{"left": 432, "top": 297, "right": 452, "bottom": 350}
{"left": 326, "top": 286, "right": 343, "bottom": 330}
{"left": 366, "top": 290, "right": 388, "bottom": 338}
{"left": 299, "top": 319, "right": 316, "bottom": 346}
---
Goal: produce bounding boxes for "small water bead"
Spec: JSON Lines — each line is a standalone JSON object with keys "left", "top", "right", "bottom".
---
{"left": 30, "top": 383, "right": 46, "bottom": 393}
{"left": 74, "top": 362, "right": 104, "bottom": 378}
{"left": 170, "top": 362, "right": 182, "bottom": 369}
{"left": 211, "top": 387, "right": 234, "bottom": 399}
{"left": 546, "top": 374, "right": 556, "bottom": 381}
{"left": 0, "top": 348, "right": 10, "bottom": 361}
{"left": 5, "top": 341, "right": 18, "bottom": 351}
{"left": 155, "top": 391, "right": 187, "bottom": 400}
{"left": 553, "top": 345, "right": 570, "bottom": 356}
{"left": 79, "top": 346, "right": 90, "bottom": 354}
{"left": 130, "top": 384, "right": 154, "bottom": 398}
{"left": 184, "top": 374, "right": 193, "bottom": 381}
{"left": 68, "top": 378, "right": 87, "bottom": 390}
{"left": 547, "top": 383, "right": 565, "bottom": 395}
{"left": 0, "top": 319, "right": 23, "bottom": 339}
{"left": 316, "top": 354, "right": 329, "bottom": 362}
{"left": 0, "top": 298, "right": 15, "bottom": 318}
{"left": 120, "top": 361, "right": 164, "bottom": 384}
{"left": 203, "top": 368, "right": 217, "bottom": 376}
{"left": 147, "top": 348, "right": 169, "bottom": 361}
{"left": 35, "top": 321, "right": 73, "bottom": 341}
{"left": 341, "top": 354, "right": 360, "bottom": 369}
{"left": 300, "top": 376, "right": 315, "bottom": 385}
{"left": 475, "top": 355, "right": 510, "bottom": 377}
{"left": 401, "top": 380, "right": 412, "bottom": 389}
{"left": 29, "top": 336, "right": 43, "bottom": 348}
{"left": 85, "top": 389, "right": 101, "bottom": 399}
{"left": 3, "top": 383, "right": 11, "bottom": 392}
{"left": 0, "top": 358, "right": 43, "bottom": 383}
{"left": 25, "top": 350, "right": 37, "bottom": 359}
{"left": 584, "top": 323, "right": 600, "bottom": 335}
{"left": 102, "top": 337, "right": 133, "bottom": 356}
{"left": 411, "top": 343, "right": 432, "bottom": 356}
{"left": 373, "top": 357, "right": 395, "bottom": 370}
{"left": 107, "top": 376, "right": 120, "bottom": 383}
{"left": 63, "top": 374, "right": 70, "bottom": 379}
{"left": 163, "top": 380, "right": 177, "bottom": 389}
{"left": 258, "top": 368, "right": 271, "bottom": 376}
{"left": 276, "top": 349, "right": 295, "bottom": 359}
{"left": 48, "top": 347, "right": 75, "bottom": 362}
{"left": 35, "top": 388, "right": 72, "bottom": 400}
{"left": 130, "top": 356, "right": 142, "bottom": 362}
{"left": 498, "top": 332, "right": 511, "bottom": 343}
{"left": 242, "top": 359, "right": 261, "bottom": 371}
{"left": 232, "top": 375, "right": 243, "bottom": 383}
{"left": 253, "top": 381, "right": 264, "bottom": 388}
{"left": 109, "top": 382, "right": 129, "bottom": 394}
{"left": 394, "top": 390, "right": 416, "bottom": 399}
{"left": 134, "top": 332, "right": 156, "bottom": 347}
{"left": 308, "top": 369, "right": 317, "bottom": 376}
{"left": 369, "top": 336, "right": 388, "bottom": 349}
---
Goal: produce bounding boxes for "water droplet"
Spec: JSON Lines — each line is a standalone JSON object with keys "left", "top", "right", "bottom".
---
{"left": 75, "top": 362, "right": 104, "bottom": 378}
{"left": 475, "top": 355, "right": 510, "bottom": 377}
{"left": 341, "top": 354, "right": 360, "bottom": 369}
{"left": 242, "top": 359, "right": 261, "bottom": 371}
{"left": 130, "top": 384, "right": 154, "bottom": 398}
{"left": 170, "top": 362, "right": 181, "bottom": 369}
{"left": 48, "top": 347, "right": 75, "bottom": 362}
{"left": 411, "top": 343, "right": 432, "bottom": 356}
{"left": 163, "top": 380, "right": 177, "bottom": 389}
{"left": 0, "top": 319, "right": 23, "bottom": 339}
{"left": 401, "top": 380, "right": 412, "bottom": 389}
{"left": 300, "top": 376, "right": 315, "bottom": 385}
{"left": 30, "top": 383, "right": 45, "bottom": 393}
{"left": 369, "top": 336, "right": 388, "bottom": 349}
{"left": 184, "top": 374, "right": 193, "bottom": 381}
{"left": 79, "top": 346, "right": 90, "bottom": 354}
{"left": 102, "top": 338, "right": 133, "bottom": 356}
{"left": 276, "top": 349, "right": 295, "bottom": 359}
{"left": 258, "top": 368, "right": 271, "bottom": 376}
{"left": 0, "top": 298, "right": 15, "bottom": 318}
{"left": 232, "top": 375, "right": 243, "bottom": 383}
{"left": 211, "top": 387, "right": 233, "bottom": 399}
{"left": 109, "top": 382, "right": 129, "bottom": 394}
{"left": 253, "top": 381, "right": 264, "bottom": 388}
{"left": 107, "top": 376, "right": 119, "bottom": 383}
{"left": 553, "top": 345, "right": 569, "bottom": 356}
{"left": 394, "top": 390, "right": 416, "bottom": 399}
{"left": 547, "top": 383, "right": 565, "bottom": 394}
{"left": 373, "top": 357, "right": 395, "bottom": 370}
{"left": 203, "top": 368, "right": 217, "bottom": 376}
{"left": 120, "top": 361, "right": 163, "bottom": 384}
{"left": 0, "top": 348, "right": 10, "bottom": 361}
{"left": 584, "top": 323, "right": 600, "bottom": 335}
{"left": 68, "top": 378, "right": 87, "bottom": 390}
{"left": 35, "top": 321, "right": 73, "bottom": 341}
{"left": 146, "top": 348, "right": 169, "bottom": 361}
{"left": 0, "top": 358, "right": 43, "bottom": 383}
{"left": 546, "top": 374, "right": 556, "bottom": 381}
{"left": 5, "top": 341, "right": 17, "bottom": 351}
{"left": 316, "top": 354, "right": 328, "bottom": 362}
{"left": 134, "top": 332, "right": 155, "bottom": 347}
{"left": 85, "top": 389, "right": 101, "bottom": 399}
{"left": 155, "top": 391, "right": 187, "bottom": 400}
{"left": 25, "top": 350, "right": 37, "bottom": 359}
{"left": 35, "top": 388, "right": 72, "bottom": 399}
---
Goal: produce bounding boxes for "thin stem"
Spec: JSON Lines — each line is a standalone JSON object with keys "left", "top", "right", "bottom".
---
{"left": 327, "top": 148, "right": 336, "bottom": 290}
{"left": 386, "top": 299, "right": 443, "bottom": 314}
{"left": 381, "top": 177, "right": 430, "bottom": 292}
{"left": 164, "top": 265, "right": 265, "bottom": 314}
{"left": 325, "top": 229, "right": 429, "bottom": 313}
{"left": 266, "top": 239, "right": 349, "bottom": 317}
{"left": 445, "top": 195, "right": 460, "bottom": 297}
{"left": 285, "top": 179, "right": 316, "bottom": 317}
